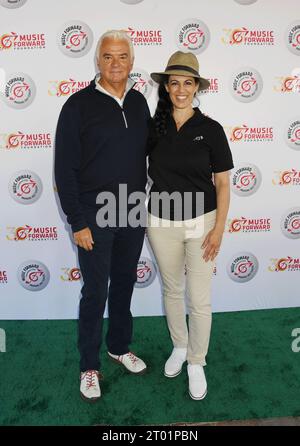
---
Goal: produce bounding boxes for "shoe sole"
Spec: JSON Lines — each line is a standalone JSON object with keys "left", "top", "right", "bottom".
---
{"left": 164, "top": 368, "right": 182, "bottom": 378}
{"left": 108, "top": 355, "right": 147, "bottom": 375}
{"left": 189, "top": 389, "right": 207, "bottom": 401}
{"left": 80, "top": 391, "right": 101, "bottom": 403}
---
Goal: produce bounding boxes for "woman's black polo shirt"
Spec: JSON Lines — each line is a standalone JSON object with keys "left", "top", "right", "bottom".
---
{"left": 148, "top": 108, "right": 234, "bottom": 221}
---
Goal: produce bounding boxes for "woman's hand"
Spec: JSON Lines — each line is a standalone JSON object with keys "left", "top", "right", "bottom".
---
{"left": 201, "top": 170, "right": 231, "bottom": 262}
{"left": 201, "top": 228, "right": 223, "bottom": 262}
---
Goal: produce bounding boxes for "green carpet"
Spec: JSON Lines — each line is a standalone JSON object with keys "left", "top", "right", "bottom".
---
{"left": 0, "top": 308, "right": 300, "bottom": 426}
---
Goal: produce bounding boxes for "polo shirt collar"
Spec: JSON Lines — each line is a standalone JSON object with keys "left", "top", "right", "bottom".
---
{"left": 169, "top": 108, "right": 205, "bottom": 132}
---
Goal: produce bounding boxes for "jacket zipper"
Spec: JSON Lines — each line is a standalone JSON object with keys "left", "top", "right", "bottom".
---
{"left": 95, "top": 78, "right": 133, "bottom": 129}
{"left": 122, "top": 109, "right": 128, "bottom": 129}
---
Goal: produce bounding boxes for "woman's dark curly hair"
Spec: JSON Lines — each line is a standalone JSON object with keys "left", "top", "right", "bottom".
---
{"left": 153, "top": 79, "right": 172, "bottom": 137}
{"left": 153, "top": 75, "right": 200, "bottom": 137}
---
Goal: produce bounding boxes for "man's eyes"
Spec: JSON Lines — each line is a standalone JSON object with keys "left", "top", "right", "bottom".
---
{"left": 103, "top": 55, "right": 128, "bottom": 60}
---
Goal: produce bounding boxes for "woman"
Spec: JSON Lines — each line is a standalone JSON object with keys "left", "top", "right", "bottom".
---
{"left": 147, "top": 51, "right": 234, "bottom": 400}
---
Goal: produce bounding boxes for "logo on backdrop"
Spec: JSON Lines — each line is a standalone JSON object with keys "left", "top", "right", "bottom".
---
{"left": 0, "top": 0, "right": 27, "bottom": 8}
{"left": 234, "top": 0, "right": 257, "bottom": 4}
{"left": 126, "top": 27, "right": 162, "bottom": 46}
{"left": 2, "top": 73, "right": 36, "bottom": 109}
{"left": 129, "top": 68, "right": 153, "bottom": 99}
{"left": 227, "top": 125, "right": 273, "bottom": 142}
{"left": 272, "top": 169, "right": 300, "bottom": 186}
{"left": 176, "top": 19, "right": 210, "bottom": 54}
{"left": 60, "top": 268, "right": 82, "bottom": 282}
{"left": 18, "top": 260, "right": 50, "bottom": 291}
{"left": 0, "top": 32, "right": 46, "bottom": 51}
{"left": 135, "top": 257, "right": 157, "bottom": 288}
{"left": 57, "top": 21, "right": 93, "bottom": 58}
{"left": 0, "top": 132, "right": 52, "bottom": 149}
{"left": 285, "top": 21, "right": 300, "bottom": 55}
{"left": 285, "top": 119, "right": 300, "bottom": 151}
{"left": 9, "top": 170, "right": 43, "bottom": 204}
{"left": 227, "top": 217, "right": 271, "bottom": 233}
{"left": 6, "top": 225, "right": 58, "bottom": 241}
{"left": 274, "top": 75, "right": 300, "bottom": 93}
{"left": 0, "top": 271, "right": 8, "bottom": 284}
{"left": 281, "top": 208, "right": 300, "bottom": 239}
{"left": 199, "top": 78, "right": 219, "bottom": 95}
{"left": 222, "top": 27, "right": 274, "bottom": 46}
{"left": 48, "top": 79, "right": 90, "bottom": 97}
{"left": 120, "top": 0, "right": 144, "bottom": 3}
{"left": 227, "top": 252, "right": 259, "bottom": 283}
{"left": 269, "top": 257, "right": 300, "bottom": 273}
{"left": 230, "top": 68, "right": 263, "bottom": 102}
{"left": 231, "top": 164, "right": 262, "bottom": 196}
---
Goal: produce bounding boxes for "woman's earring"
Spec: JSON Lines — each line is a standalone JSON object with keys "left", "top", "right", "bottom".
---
{"left": 193, "top": 93, "right": 200, "bottom": 107}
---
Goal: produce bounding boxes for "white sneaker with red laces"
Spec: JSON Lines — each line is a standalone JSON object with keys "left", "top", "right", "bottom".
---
{"left": 108, "top": 351, "right": 147, "bottom": 374}
{"left": 80, "top": 370, "right": 101, "bottom": 402}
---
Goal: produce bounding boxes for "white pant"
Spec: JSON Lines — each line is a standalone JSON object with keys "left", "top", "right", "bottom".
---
{"left": 147, "top": 210, "right": 216, "bottom": 365}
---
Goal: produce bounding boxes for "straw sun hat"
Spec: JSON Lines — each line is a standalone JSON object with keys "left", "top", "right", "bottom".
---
{"left": 150, "top": 51, "right": 210, "bottom": 91}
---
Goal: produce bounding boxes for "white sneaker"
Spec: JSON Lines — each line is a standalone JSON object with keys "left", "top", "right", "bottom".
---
{"left": 80, "top": 370, "right": 101, "bottom": 402}
{"left": 187, "top": 364, "right": 207, "bottom": 400}
{"left": 164, "top": 347, "right": 187, "bottom": 378}
{"left": 108, "top": 351, "right": 147, "bottom": 374}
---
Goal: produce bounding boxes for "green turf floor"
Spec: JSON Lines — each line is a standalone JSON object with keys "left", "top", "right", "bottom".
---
{"left": 1, "top": 308, "right": 300, "bottom": 426}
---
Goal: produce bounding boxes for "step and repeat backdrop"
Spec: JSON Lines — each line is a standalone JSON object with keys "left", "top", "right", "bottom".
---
{"left": 0, "top": 0, "right": 299, "bottom": 319}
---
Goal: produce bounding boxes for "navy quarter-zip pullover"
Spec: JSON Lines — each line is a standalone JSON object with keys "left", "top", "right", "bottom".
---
{"left": 55, "top": 77, "right": 150, "bottom": 232}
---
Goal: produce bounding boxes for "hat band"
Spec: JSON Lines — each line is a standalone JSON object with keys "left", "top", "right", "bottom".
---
{"left": 166, "top": 65, "right": 199, "bottom": 77}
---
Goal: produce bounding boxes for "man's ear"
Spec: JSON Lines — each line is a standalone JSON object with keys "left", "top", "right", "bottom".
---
{"left": 96, "top": 56, "right": 101, "bottom": 72}
{"left": 165, "top": 83, "right": 169, "bottom": 93}
{"left": 130, "top": 57, "right": 134, "bottom": 71}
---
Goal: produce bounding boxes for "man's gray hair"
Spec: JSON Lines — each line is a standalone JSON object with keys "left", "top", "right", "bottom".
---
{"left": 96, "top": 29, "right": 134, "bottom": 62}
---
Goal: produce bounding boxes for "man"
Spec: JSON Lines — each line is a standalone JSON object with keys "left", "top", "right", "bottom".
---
{"left": 55, "top": 30, "right": 150, "bottom": 402}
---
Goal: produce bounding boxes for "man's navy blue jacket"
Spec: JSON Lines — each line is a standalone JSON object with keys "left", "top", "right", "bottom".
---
{"left": 55, "top": 78, "right": 150, "bottom": 232}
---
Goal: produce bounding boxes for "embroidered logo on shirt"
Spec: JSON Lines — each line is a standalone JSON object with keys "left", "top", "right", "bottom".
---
{"left": 193, "top": 136, "right": 204, "bottom": 141}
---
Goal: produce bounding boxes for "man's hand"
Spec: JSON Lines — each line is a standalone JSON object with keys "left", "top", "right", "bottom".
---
{"left": 73, "top": 227, "right": 94, "bottom": 251}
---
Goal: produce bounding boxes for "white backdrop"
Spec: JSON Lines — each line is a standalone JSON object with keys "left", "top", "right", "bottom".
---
{"left": 0, "top": 0, "right": 299, "bottom": 319}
